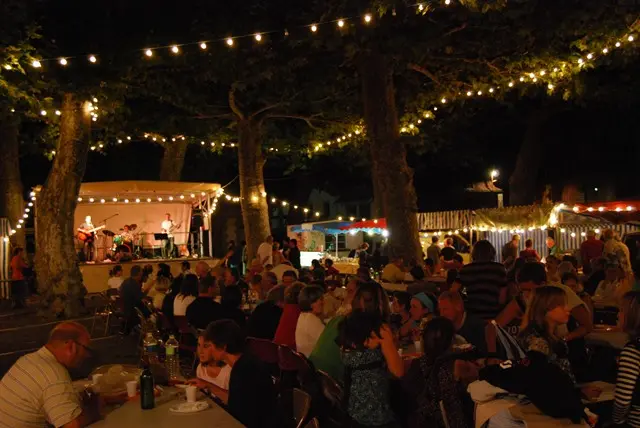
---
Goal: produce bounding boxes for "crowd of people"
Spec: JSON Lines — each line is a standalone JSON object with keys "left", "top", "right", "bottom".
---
{"left": 3, "top": 229, "right": 640, "bottom": 427}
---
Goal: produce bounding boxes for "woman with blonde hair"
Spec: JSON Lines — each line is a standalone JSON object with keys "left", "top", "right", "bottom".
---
{"left": 612, "top": 291, "right": 640, "bottom": 426}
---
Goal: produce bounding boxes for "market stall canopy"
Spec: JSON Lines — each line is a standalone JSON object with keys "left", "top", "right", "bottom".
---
{"left": 417, "top": 209, "right": 473, "bottom": 231}
{"left": 289, "top": 220, "right": 353, "bottom": 235}
{"left": 559, "top": 201, "right": 640, "bottom": 224}
{"left": 473, "top": 204, "right": 558, "bottom": 230}
{"left": 339, "top": 219, "right": 387, "bottom": 232}
{"left": 76, "top": 181, "right": 221, "bottom": 199}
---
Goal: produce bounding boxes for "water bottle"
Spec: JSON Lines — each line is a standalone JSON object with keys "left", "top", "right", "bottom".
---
{"left": 142, "top": 333, "right": 159, "bottom": 364}
{"left": 164, "top": 334, "right": 180, "bottom": 382}
{"left": 140, "top": 365, "right": 155, "bottom": 410}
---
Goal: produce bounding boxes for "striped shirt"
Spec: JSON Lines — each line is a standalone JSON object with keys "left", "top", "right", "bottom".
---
{"left": 0, "top": 347, "right": 81, "bottom": 427}
{"left": 613, "top": 342, "right": 640, "bottom": 426}
{"left": 459, "top": 261, "right": 507, "bottom": 321}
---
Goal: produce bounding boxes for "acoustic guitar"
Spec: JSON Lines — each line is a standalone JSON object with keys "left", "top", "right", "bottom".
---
{"left": 77, "top": 225, "right": 106, "bottom": 243}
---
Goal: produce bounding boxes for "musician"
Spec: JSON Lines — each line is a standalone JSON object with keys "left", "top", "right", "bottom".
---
{"left": 161, "top": 213, "right": 175, "bottom": 259}
{"left": 78, "top": 215, "right": 96, "bottom": 261}
{"left": 121, "top": 225, "right": 135, "bottom": 248}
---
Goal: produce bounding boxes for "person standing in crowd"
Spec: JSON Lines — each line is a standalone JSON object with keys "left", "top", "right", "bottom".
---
{"left": 186, "top": 275, "right": 222, "bottom": 330}
{"left": 603, "top": 229, "right": 633, "bottom": 275}
{"left": 246, "top": 285, "right": 285, "bottom": 340}
{"left": 404, "top": 317, "right": 475, "bottom": 428}
{"left": 458, "top": 240, "right": 507, "bottom": 322}
{"left": 357, "top": 243, "right": 370, "bottom": 267}
{"left": 173, "top": 273, "right": 199, "bottom": 317}
{"left": 272, "top": 241, "right": 284, "bottom": 266}
{"left": 546, "top": 236, "right": 560, "bottom": 257}
{"left": 502, "top": 234, "right": 520, "bottom": 265}
{"left": 612, "top": 291, "right": 640, "bottom": 427}
{"left": 295, "top": 285, "right": 326, "bottom": 357}
{"left": 223, "top": 240, "right": 242, "bottom": 278}
{"left": 188, "top": 320, "right": 278, "bottom": 427}
{"left": 257, "top": 235, "right": 274, "bottom": 266}
{"left": 0, "top": 322, "right": 100, "bottom": 427}
{"left": 274, "top": 282, "right": 305, "bottom": 348}
{"left": 381, "top": 256, "right": 406, "bottom": 283}
{"left": 289, "top": 239, "right": 301, "bottom": 270}
{"left": 519, "top": 238, "right": 541, "bottom": 261}
{"left": 438, "top": 291, "right": 493, "bottom": 354}
{"left": 119, "top": 265, "right": 148, "bottom": 333}
{"left": 337, "top": 310, "right": 404, "bottom": 427}
{"left": 427, "top": 236, "right": 442, "bottom": 270}
{"left": 440, "top": 237, "right": 458, "bottom": 268}
{"left": 580, "top": 230, "right": 604, "bottom": 275}
{"left": 10, "top": 248, "right": 28, "bottom": 309}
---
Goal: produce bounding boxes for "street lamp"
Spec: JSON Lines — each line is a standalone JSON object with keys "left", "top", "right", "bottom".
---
{"left": 490, "top": 169, "right": 499, "bottom": 183}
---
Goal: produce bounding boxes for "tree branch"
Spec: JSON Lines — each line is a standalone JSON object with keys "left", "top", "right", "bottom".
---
{"left": 265, "top": 114, "right": 354, "bottom": 129}
{"left": 407, "top": 63, "right": 442, "bottom": 86}
{"left": 193, "top": 113, "right": 234, "bottom": 120}
{"left": 228, "top": 84, "right": 244, "bottom": 120}
{"left": 249, "top": 103, "right": 284, "bottom": 120}
{"left": 442, "top": 22, "right": 468, "bottom": 37}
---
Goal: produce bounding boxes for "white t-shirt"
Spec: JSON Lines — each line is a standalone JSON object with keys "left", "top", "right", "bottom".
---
{"left": 107, "top": 276, "right": 123, "bottom": 290}
{"left": 173, "top": 294, "right": 196, "bottom": 316}
{"left": 161, "top": 220, "right": 174, "bottom": 238}
{"left": 196, "top": 364, "right": 231, "bottom": 390}
{"left": 257, "top": 242, "right": 273, "bottom": 266}
{"left": 295, "top": 312, "right": 325, "bottom": 357}
{"left": 270, "top": 264, "right": 298, "bottom": 282}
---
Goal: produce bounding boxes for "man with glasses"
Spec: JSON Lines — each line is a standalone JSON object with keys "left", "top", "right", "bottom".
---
{"left": 0, "top": 322, "right": 99, "bottom": 427}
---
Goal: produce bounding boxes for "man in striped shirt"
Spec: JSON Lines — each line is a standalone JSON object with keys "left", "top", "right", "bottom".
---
{"left": 0, "top": 322, "right": 98, "bottom": 427}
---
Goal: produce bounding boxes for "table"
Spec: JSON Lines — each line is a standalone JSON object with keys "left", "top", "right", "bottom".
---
{"left": 90, "top": 387, "right": 244, "bottom": 427}
{"left": 332, "top": 262, "right": 359, "bottom": 275}
{"left": 585, "top": 330, "right": 629, "bottom": 350}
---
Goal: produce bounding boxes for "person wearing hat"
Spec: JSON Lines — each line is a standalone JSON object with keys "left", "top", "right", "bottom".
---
{"left": 410, "top": 292, "right": 437, "bottom": 333}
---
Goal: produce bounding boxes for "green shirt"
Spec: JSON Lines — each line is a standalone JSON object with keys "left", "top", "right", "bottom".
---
{"left": 309, "top": 316, "right": 344, "bottom": 382}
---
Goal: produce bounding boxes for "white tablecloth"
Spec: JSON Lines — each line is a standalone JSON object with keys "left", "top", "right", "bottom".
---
{"left": 90, "top": 388, "right": 244, "bottom": 427}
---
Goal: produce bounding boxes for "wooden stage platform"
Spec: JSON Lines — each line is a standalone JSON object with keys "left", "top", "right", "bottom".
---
{"left": 80, "top": 257, "right": 220, "bottom": 293}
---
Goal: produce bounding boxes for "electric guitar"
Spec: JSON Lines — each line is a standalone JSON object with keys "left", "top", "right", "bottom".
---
{"left": 77, "top": 225, "right": 106, "bottom": 243}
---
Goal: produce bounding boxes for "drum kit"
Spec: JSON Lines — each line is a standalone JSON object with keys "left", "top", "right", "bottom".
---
{"left": 102, "top": 224, "right": 140, "bottom": 259}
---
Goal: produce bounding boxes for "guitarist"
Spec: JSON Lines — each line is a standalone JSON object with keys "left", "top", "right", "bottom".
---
{"left": 161, "top": 213, "right": 180, "bottom": 259}
{"left": 78, "top": 215, "right": 97, "bottom": 262}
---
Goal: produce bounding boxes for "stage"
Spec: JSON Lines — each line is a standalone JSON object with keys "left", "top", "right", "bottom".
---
{"left": 80, "top": 257, "right": 220, "bottom": 293}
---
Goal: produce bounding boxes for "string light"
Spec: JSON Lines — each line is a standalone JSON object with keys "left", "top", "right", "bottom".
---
{"left": 171, "top": 45, "right": 180, "bottom": 54}
{"left": 364, "top": 14, "right": 372, "bottom": 23}
{"left": 88, "top": 55, "right": 97, "bottom": 63}
{"left": 311, "top": 25, "right": 318, "bottom": 32}
{"left": 32, "top": 60, "right": 42, "bottom": 68}
{"left": 254, "top": 33, "right": 262, "bottom": 42}
{"left": 226, "top": 38, "right": 234, "bottom": 46}
{"left": 145, "top": 49, "right": 153, "bottom": 57}
{"left": 200, "top": 42, "right": 207, "bottom": 50}
{"left": 59, "top": 58, "right": 68, "bottom": 66}
{"left": 337, "top": 20, "right": 345, "bottom": 28}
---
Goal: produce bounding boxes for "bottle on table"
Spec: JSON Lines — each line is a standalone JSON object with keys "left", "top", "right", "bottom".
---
{"left": 164, "top": 334, "right": 181, "bottom": 382}
{"left": 140, "top": 365, "right": 155, "bottom": 410}
{"left": 142, "top": 332, "right": 159, "bottom": 364}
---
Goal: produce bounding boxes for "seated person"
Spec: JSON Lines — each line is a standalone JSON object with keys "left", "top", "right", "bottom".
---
{"left": 107, "top": 265, "right": 124, "bottom": 290}
{"left": 381, "top": 256, "right": 406, "bottom": 283}
{"left": 196, "top": 332, "right": 231, "bottom": 390}
{"left": 173, "top": 274, "right": 199, "bottom": 317}
{"left": 249, "top": 274, "right": 264, "bottom": 302}
{"left": 186, "top": 275, "right": 223, "bottom": 330}
{"left": 410, "top": 292, "right": 437, "bottom": 330}
{"left": 561, "top": 272, "right": 594, "bottom": 315}
{"left": 322, "top": 280, "right": 343, "bottom": 319}
{"left": 246, "top": 285, "right": 285, "bottom": 340}
{"left": 188, "top": 320, "right": 278, "bottom": 427}
{"left": 407, "top": 266, "right": 439, "bottom": 295}
{"left": 261, "top": 272, "right": 278, "bottom": 296}
{"left": 271, "top": 260, "right": 297, "bottom": 282}
{"left": 295, "top": 285, "right": 326, "bottom": 357}
{"left": 438, "top": 291, "right": 495, "bottom": 355}
{"left": 594, "top": 260, "right": 624, "bottom": 304}
{"left": 390, "top": 291, "right": 415, "bottom": 342}
{"left": 0, "top": 322, "right": 100, "bottom": 427}
{"left": 281, "top": 270, "right": 298, "bottom": 287}
{"left": 324, "top": 258, "right": 340, "bottom": 277}
{"left": 220, "top": 285, "right": 247, "bottom": 329}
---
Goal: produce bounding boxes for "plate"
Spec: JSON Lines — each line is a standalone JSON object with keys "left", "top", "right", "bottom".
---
{"left": 169, "top": 401, "right": 210, "bottom": 413}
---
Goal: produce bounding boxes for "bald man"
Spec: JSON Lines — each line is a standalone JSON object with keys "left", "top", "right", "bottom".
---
{"left": 0, "top": 322, "right": 99, "bottom": 427}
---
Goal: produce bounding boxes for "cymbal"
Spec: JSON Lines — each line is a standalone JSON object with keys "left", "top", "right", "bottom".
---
{"left": 129, "top": 224, "right": 138, "bottom": 230}
{"left": 102, "top": 229, "right": 116, "bottom": 237}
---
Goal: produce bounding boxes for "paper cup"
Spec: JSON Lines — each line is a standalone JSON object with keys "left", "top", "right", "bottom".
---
{"left": 91, "top": 373, "right": 103, "bottom": 385}
{"left": 414, "top": 340, "right": 423, "bottom": 353}
{"left": 126, "top": 380, "right": 138, "bottom": 398}
{"left": 186, "top": 386, "right": 198, "bottom": 403}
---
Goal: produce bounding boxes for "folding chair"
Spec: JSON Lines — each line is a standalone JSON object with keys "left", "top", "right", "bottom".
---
{"left": 303, "top": 418, "right": 319, "bottom": 428}
{"left": 315, "top": 370, "right": 346, "bottom": 427}
{"left": 278, "top": 388, "right": 312, "bottom": 428}
{"left": 174, "top": 316, "right": 198, "bottom": 371}
{"left": 247, "top": 337, "right": 281, "bottom": 385}
{"left": 90, "top": 292, "right": 113, "bottom": 336}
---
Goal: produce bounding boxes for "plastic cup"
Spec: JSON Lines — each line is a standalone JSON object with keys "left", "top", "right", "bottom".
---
{"left": 91, "top": 373, "right": 103, "bottom": 385}
{"left": 186, "top": 385, "right": 198, "bottom": 403}
{"left": 414, "top": 340, "right": 423, "bottom": 353}
{"left": 126, "top": 380, "right": 137, "bottom": 398}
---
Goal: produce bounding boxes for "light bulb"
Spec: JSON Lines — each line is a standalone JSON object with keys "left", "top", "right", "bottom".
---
{"left": 145, "top": 49, "right": 153, "bottom": 57}
{"left": 311, "top": 25, "right": 318, "bottom": 32}
{"left": 32, "top": 60, "right": 42, "bottom": 68}
{"left": 200, "top": 42, "right": 207, "bottom": 50}
{"left": 616, "top": 42, "right": 621, "bottom": 47}
{"left": 337, "top": 20, "right": 345, "bottom": 28}
{"left": 55, "top": 110, "right": 61, "bottom": 116}
{"left": 88, "top": 55, "right": 97, "bottom": 63}
{"left": 364, "top": 14, "right": 372, "bottom": 23}
{"left": 489, "top": 88, "right": 494, "bottom": 93}
{"left": 59, "top": 58, "right": 68, "bottom": 66}
{"left": 40, "top": 110, "right": 47, "bottom": 116}
{"left": 254, "top": 33, "right": 262, "bottom": 42}
{"left": 539, "top": 70, "right": 545, "bottom": 76}
{"left": 578, "top": 58, "right": 584, "bottom": 64}
{"left": 445, "top": 0, "right": 451, "bottom": 4}
{"left": 135, "top": 198, "right": 140, "bottom": 203}
{"left": 587, "top": 53, "right": 593, "bottom": 59}
{"left": 508, "top": 82, "right": 514, "bottom": 87}
{"left": 629, "top": 35, "right": 635, "bottom": 42}
{"left": 477, "top": 91, "right": 482, "bottom": 96}
{"left": 171, "top": 45, "right": 180, "bottom": 54}
{"left": 226, "top": 38, "right": 234, "bottom": 46}
{"left": 466, "top": 91, "right": 472, "bottom": 96}
{"left": 315, "top": 212, "right": 320, "bottom": 217}
{"left": 602, "top": 48, "right": 609, "bottom": 54}
{"left": 441, "top": 98, "right": 446, "bottom": 103}
{"left": 548, "top": 83, "right": 554, "bottom": 90}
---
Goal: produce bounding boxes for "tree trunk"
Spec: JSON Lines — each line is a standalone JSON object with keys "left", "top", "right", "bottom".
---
{"left": 508, "top": 110, "right": 547, "bottom": 206}
{"left": 35, "top": 94, "right": 91, "bottom": 317}
{"left": 0, "top": 114, "right": 26, "bottom": 249}
{"left": 159, "top": 138, "right": 189, "bottom": 181}
{"left": 237, "top": 119, "right": 270, "bottom": 263}
{"left": 359, "top": 50, "right": 423, "bottom": 264}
